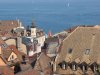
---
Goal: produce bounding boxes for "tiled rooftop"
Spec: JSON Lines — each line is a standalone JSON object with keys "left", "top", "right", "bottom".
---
{"left": 56, "top": 26, "right": 100, "bottom": 64}
{"left": 0, "top": 20, "right": 20, "bottom": 38}
{"left": 0, "top": 66, "right": 14, "bottom": 75}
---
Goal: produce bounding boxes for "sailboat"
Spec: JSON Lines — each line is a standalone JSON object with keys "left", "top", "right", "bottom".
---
{"left": 68, "top": 3, "right": 70, "bottom": 7}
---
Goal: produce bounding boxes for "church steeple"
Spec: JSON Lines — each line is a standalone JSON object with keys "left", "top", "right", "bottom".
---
{"left": 31, "top": 21, "right": 36, "bottom": 28}
{"left": 30, "top": 20, "right": 37, "bottom": 37}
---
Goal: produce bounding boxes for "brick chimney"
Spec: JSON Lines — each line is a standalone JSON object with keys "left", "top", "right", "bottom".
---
{"left": 17, "top": 37, "right": 22, "bottom": 51}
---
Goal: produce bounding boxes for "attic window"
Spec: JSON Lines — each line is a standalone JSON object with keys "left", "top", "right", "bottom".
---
{"left": 68, "top": 48, "right": 73, "bottom": 54}
{"left": 12, "top": 55, "right": 14, "bottom": 59}
{"left": 58, "top": 61, "right": 68, "bottom": 70}
{"left": 85, "top": 49, "right": 90, "bottom": 55}
{"left": 11, "top": 48, "right": 14, "bottom": 50}
{"left": 10, "top": 55, "right": 14, "bottom": 61}
{"left": 90, "top": 62, "right": 98, "bottom": 72}
{"left": 1, "top": 44, "right": 7, "bottom": 48}
{"left": 82, "top": 64, "right": 88, "bottom": 72}
{"left": 71, "top": 62, "right": 78, "bottom": 71}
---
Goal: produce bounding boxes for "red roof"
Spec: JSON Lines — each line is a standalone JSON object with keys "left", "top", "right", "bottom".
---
{"left": 0, "top": 66, "right": 14, "bottom": 75}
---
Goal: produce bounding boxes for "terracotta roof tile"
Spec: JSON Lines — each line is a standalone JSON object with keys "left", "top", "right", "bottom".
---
{"left": 34, "top": 53, "right": 51, "bottom": 71}
{"left": 45, "top": 37, "right": 59, "bottom": 43}
{"left": 0, "top": 20, "right": 20, "bottom": 37}
{"left": 0, "top": 20, "right": 19, "bottom": 31}
{"left": 2, "top": 49, "right": 12, "bottom": 60}
{"left": 15, "top": 69, "right": 40, "bottom": 75}
{"left": 0, "top": 66, "right": 14, "bottom": 75}
{"left": 0, "top": 55, "right": 7, "bottom": 65}
{"left": 1, "top": 45, "right": 25, "bottom": 62}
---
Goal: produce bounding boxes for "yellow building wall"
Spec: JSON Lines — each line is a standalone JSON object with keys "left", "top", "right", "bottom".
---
{"left": 0, "top": 57, "right": 6, "bottom": 66}
{"left": 20, "top": 43, "right": 27, "bottom": 54}
{"left": 0, "top": 46, "right": 1, "bottom": 55}
{"left": 5, "top": 39, "right": 16, "bottom": 46}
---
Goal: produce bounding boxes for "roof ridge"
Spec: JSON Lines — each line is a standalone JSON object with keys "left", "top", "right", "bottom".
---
{"left": 63, "top": 26, "right": 80, "bottom": 42}
{"left": 0, "top": 55, "right": 7, "bottom": 65}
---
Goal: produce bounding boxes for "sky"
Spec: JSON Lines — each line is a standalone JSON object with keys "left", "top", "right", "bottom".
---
{"left": 0, "top": 0, "right": 56, "bottom": 3}
{"left": 0, "top": 0, "right": 99, "bottom": 4}
{"left": 0, "top": 0, "right": 69, "bottom": 4}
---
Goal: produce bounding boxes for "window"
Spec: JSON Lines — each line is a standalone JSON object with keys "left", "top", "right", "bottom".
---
{"left": 58, "top": 61, "right": 68, "bottom": 70}
{"left": 32, "top": 31, "right": 34, "bottom": 33}
{"left": 68, "top": 48, "right": 73, "bottom": 54}
{"left": 71, "top": 62, "right": 78, "bottom": 71}
{"left": 93, "top": 65, "right": 98, "bottom": 72}
{"left": 80, "top": 62, "right": 88, "bottom": 72}
{"left": 85, "top": 49, "right": 90, "bottom": 55}
{"left": 1, "top": 44, "right": 7, "bottom": 49}
{"left": 90, "top": 62, "right": 98, "bottom": 72}
{"left": 22, "top": 55, "right": 25, "bottom": 61}
{"left": 72, "top": 64, "right": 77, "bottom": 71}
{"left": 82, "top": 65, "right": 88, "bottom": 72}
{"left": 12, "top": 55, "right": 14, "bottom": 59}
{"left": 10, "top": 55, "right": 14, "bottom": 60}
{"left": 11, "top": 48, "right": 14, "bottom": 50}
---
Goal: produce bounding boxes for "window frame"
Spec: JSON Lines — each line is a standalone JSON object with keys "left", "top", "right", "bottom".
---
{"left": 67, "top": 48, "right": 73, "bottom": 54}
{"left": 85, "top": 49, "right": 90, "bottom": 55}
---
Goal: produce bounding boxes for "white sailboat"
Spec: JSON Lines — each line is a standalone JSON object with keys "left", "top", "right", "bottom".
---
{"left": 68, "top": 3, "right": 70, "bottom": 7}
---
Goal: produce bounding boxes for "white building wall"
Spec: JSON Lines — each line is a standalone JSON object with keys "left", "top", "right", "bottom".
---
{"left": 29, "top": 50, "right": 34, "bottom": 56}
{"left": 37, "top": 35, "right": 45, "bottom": 47}
{"left": 31, "top": 28, "right": 36, "bottom": 38}
{"left": 26, "top": 31, "right": 45, "bottom": 56}
{"left": 5, "top": 39, "right": 16, "bottom": 46}
{"left": 36, "top": 44, "right": 41, "bottom": 53}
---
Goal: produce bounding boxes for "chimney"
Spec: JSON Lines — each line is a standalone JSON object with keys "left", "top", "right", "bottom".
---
{"left": 17, "top": 19, "right": 20, "bottom": 27}
{"left": 48, "top": 30, "right": 52, "bottom": 38}
{"left": 17, "top": 37, "right": 22, "bottom": 51}
{"left": 0, "top": 46, "right": 2, "bottom": 55}
{"left": 17, "top": 19, "right": 20, "bottom": 24}
{"left": 58, "top": 35, "right": 62, "bottom": 45}
{"left": 20, "top": 22, "right": 22, "bottom": 27}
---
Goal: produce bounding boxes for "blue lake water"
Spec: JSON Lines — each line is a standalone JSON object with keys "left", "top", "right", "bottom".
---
{"left": 0, "top": 0, "right": 100, "bottom": 34}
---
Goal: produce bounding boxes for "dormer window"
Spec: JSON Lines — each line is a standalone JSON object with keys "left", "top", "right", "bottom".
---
{"left": 80, "top": 62, "right": 88, "bottom": 72}
{"left": 93, "top": 65, "right": 98, "bottom": 72}
{"left": 68, "top": 48, "right": 73, "bottom": 54}
{"left": 90, "top": 62, "right": 98, "bottom": 72}
{"left": 58, "top": 61, "right": 68, "bottom": 70}
{"left": 73, "top": 64, "right": 77, "bottom": 71}
{"left": 85, "top": 49, "right": 90, "bottom": 55}
{"left": 12, "top": 55, "right": 14, "bottom": 59}
{"left": 10, "top": 55, "right": 14, "bottom": 61}
{"left": 71, "top": 62, "right": 78, "bottom": 71}
{"left": 11, "top": 48, "right": 14, "bottom": 50}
